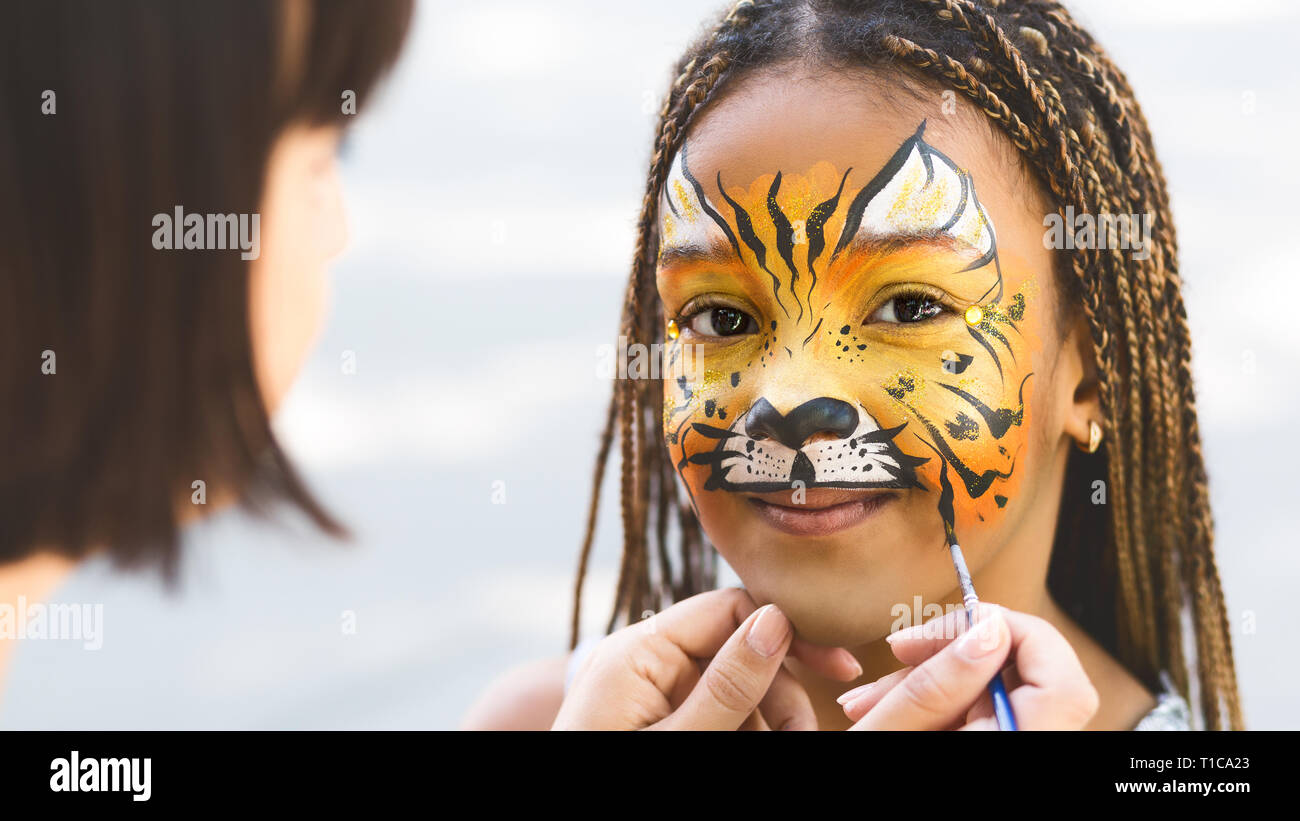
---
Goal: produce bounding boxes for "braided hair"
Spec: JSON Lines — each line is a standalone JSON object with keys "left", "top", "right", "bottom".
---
{"left": 569, "top": 0, "right": 1243, "bottom": 731}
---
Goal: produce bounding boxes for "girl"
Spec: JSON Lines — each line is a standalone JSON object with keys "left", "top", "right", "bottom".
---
{"left": 468, "top": 0, "right": 1242, "bottom": 731}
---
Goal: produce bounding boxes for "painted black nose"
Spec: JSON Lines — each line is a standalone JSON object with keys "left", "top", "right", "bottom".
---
{"left": 744, "top": 397, "right": 859, "bottom": 450}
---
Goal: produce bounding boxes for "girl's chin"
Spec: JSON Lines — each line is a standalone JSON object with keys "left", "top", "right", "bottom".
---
{"left": 772, "top": 604, "right": 897, "bottom": 650}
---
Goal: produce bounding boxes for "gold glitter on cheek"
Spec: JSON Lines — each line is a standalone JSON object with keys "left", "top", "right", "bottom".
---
{"left": 700, "top": 368, "right": 725, "bottom": 391}
{"left": 882, "top": 367, "right": 926, "bottom": 409}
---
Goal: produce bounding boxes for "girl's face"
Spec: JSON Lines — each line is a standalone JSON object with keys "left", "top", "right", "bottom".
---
{"left": 657, "top": 67, "right": 1078, "bottom": 646}
{"left": 248, "top": 123, "right": 349, "bottom": 413}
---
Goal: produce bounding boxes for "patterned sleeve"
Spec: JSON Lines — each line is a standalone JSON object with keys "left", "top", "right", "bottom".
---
{"left": 1133, "top": 670, "right": 1192, "bottom": 730}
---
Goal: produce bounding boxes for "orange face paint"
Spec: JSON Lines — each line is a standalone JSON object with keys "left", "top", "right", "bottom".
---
{"left": 658, "top": 120, "right": 1039, "bottom": 549}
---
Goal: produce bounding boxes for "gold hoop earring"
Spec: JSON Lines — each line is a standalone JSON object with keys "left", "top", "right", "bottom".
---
{"left": 1077, "top": 420, "right": 1102, "bottom": 454}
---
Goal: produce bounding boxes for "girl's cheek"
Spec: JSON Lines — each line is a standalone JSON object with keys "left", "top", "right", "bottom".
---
{"left": 890, "top": 285, "right": 1042, "bottom": 540}
{"left": 661, "top": 345, "right": 753, "bottom": 466}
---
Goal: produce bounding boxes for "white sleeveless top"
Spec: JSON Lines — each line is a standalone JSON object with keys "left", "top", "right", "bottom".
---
{"left": 564, "top": 636, "right": 1192, "bottom": 730}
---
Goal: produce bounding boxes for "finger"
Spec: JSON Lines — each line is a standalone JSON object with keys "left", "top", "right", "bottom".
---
{"left": 885, "top": 602, "right": 1003, "bottom": 667}
{"left": 995, "top": 609, "right": 1099, "bottom": 730}
{"left": 965, "top": 688, "right": 995, "bottom": 726}
{"left": 634, "top": 588, "right": 764, "bottom": 702}
{"left": 788, "top": 638, "right": 863, "bottom": 682}
{"left": 664, "top": 658, "right": 703, "bottom": 711}
{"left": 645, "top": 587, "right": 860, "bottom": 682}
{"left": 960, "top": 716, "right": 998, "bottom": 731}
{"left": 739, "top": 709, "right": 768, "bottom": 731}
{"left": 886, "top": 606, "right": 1097, "bottom": 730}
{"left": 850, "top": 606, "right": 1011, "bottom": 731}
{"left": 1001, "top": 661, "right": 1024, "bottom": 692}
{"left": 839, "top": 666, "right": 910, "bottom": 723}
{"left": 655, "top": 603, "right": 793, "bottom": 731}
{"left": 648, "top": 587, "right": 762, "bottom": 659}
{"left": 758, "top": 664, "right": 818, "bottom": 730}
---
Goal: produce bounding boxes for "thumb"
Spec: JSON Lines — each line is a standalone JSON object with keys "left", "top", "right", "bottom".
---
{"left": 852, "top": 606, "right": 1010, "bottom": 731}
{"left": 655, "top": 604, "right": 792, "bottom": 731}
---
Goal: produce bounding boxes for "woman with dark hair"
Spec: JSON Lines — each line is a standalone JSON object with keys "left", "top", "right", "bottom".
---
{"left": 0, "top": 0, "right": 412, "bottom": 684}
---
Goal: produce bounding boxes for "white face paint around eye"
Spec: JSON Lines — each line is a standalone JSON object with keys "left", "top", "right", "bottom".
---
{"left": 853, "top": 125, "right": 995, "bottom": 259}
{"left": 659, "top": 139, "right": 735, "bottom": 258}
{"left": 659, "top": 120, "right": 997, "bottom": 277}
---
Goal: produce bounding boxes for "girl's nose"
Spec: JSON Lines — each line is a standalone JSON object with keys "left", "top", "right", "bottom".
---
{"left": 743, "top": 396, "right": 859, "bottom": 450}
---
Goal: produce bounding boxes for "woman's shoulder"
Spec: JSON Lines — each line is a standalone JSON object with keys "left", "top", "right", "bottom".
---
{"left": 458, "top": 651, "right": 572, "bottom": 730}
{"left": 459, "top": 636, "right": 605, "bottom": 730}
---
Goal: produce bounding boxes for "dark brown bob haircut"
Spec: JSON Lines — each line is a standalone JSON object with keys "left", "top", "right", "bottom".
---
{"left": 0, "top": 0, "right": 412, "bottom": 576}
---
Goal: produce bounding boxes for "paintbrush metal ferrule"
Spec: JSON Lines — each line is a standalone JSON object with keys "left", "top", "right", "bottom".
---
{"left": 948, "top": 542, "right": 980, "bottom": 612}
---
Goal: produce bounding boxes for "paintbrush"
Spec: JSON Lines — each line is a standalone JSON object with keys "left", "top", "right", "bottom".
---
{"left": 915, "top": 434, "right": 1018, "bottom": 729}
{"left": 948, "top": 540, "right": 1018, "bottom": 730}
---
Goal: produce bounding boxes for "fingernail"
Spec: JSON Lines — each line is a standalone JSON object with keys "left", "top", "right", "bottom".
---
{"left": 841, "top": 691, "right": 876, "bottom": 715}
{"left": 885, "top": 627, "right": 916, "bottom": 645}
{"left": 842, "top": 653, "right": 864, "bottom": 679}
{"left": 836, "top": 682, "right": 874, "bottom": 705}
{"left": 957, "top": 611, "right": 1005, "bottom": 660}
{"left": 747, "top": 604, "right": 789, "bottom": 658}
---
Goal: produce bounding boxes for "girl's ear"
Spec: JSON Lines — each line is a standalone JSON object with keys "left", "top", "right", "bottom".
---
{"left": 1061, "top": 312, "right": 1102, "bottom": 450}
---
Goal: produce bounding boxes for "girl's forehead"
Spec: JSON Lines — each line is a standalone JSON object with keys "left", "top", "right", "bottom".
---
{"left": 685, "top": 69, "right": 988, "bottom": 177}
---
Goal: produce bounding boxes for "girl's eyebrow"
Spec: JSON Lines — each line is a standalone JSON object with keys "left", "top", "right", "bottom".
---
{"left": 659, "top": 233, "right": 982, "bottom": 279}
{"left": 840, "top": 231, "right": 977, "bottom": 262}
{"left": 658, "top": 238, "right": 738, "bottom": 268}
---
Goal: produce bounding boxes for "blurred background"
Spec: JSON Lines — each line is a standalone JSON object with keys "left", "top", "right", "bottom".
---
{"left": 3, "top": 0, "right": 1296, "bottom": 729}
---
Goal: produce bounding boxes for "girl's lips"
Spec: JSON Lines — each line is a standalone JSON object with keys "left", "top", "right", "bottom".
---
{"left": 745, "top": 488, "right": 898, "bottom": 537}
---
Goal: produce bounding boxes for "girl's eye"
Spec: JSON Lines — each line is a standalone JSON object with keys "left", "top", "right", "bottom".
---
{"left": 686, "top": 306, "right": 756, "bottom": 337}
{"left": 869, "top": 294, "right": 945, "bottom": 324}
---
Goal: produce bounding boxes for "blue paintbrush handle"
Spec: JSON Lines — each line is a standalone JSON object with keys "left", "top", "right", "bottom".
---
{"left": 962, "top": 603, "right": 1018, "bottom": 731}
{"left": 988, "top": 670, "right": 1018, "bottom": 731}
{"left": 950, "top": 542, "right": 1019, "bottom": 731}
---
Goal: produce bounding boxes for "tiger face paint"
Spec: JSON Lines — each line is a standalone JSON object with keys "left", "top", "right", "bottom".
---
{"left": 658, "top": 118, "right": 1044, "bottom": 600}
